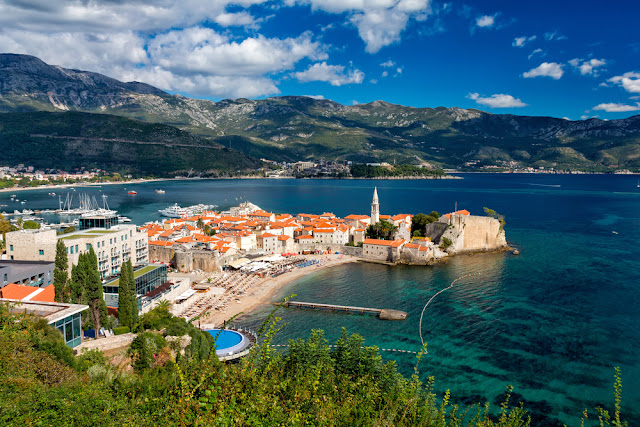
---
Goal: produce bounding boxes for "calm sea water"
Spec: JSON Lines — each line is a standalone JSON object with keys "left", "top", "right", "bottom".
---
{"left": 3, "top": 174, "right": 639, "bottom": 425}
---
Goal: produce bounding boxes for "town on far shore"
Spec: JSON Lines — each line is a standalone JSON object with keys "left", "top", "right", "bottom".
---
{"left": 0, "top": 187, "right": 507, "bottom": 357}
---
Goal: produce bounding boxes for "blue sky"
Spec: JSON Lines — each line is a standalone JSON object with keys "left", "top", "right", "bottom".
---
{"left": 0, "top": 0, "right": 638, "bottom": 120}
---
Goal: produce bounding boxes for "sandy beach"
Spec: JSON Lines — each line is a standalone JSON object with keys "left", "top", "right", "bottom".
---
{"left": 199, "top": 254, "right": 358, "bottom": 327}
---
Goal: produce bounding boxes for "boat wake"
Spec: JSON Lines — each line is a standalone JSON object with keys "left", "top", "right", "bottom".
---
{"left": 527, "top": 183, "right": 561, "bottom": 188}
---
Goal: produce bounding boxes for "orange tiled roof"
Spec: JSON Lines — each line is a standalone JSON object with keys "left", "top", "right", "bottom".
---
{"left": 296, "top": 235, "right": 314, "bottom": 240}
{"left": 259, "top": 232, "right": 277, "bottom": 238}
{"left": 345, "top": 214, "right": 370, "bottom": 220}
{"left": 150, "top": 241, "right": 174, "bottom": 247}
{"left": 443, "top": 209, "right": 470, "bottom": 219}
{"left": 313, "top": 228, "right": 335, "bottom": 233}
{"left": 278, "top": 235, "right": 290, "bottom": 241}
{"left": 363, "top": 238, "right": 406, "bottom": 247}
{"left": 0, "top": 283, "right": 55, "bottom": 301}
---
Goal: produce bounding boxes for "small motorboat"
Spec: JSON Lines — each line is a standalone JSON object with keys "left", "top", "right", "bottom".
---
{"left": 155, "top": 189, "right": 165, "bottom": 194}
{"left": 128, "top": 191, "right": 137, "bottom": 195}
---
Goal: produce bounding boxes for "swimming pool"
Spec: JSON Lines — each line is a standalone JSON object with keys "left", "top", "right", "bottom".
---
{"left": 206, "top": 329, "right": 247, "bottom": 355}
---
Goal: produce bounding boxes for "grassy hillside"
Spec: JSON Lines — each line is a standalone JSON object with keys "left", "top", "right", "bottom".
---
{"left": 0, "top": 111, "right": 261, "bottom": 175}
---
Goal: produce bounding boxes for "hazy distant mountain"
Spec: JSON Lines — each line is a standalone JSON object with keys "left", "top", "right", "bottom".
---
{"left": 1, "top": 53, "right": 639, "bottom": 171}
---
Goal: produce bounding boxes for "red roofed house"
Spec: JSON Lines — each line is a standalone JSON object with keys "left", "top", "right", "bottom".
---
{"left": 278, "top": 235, "right": 294, "bottom": 252}
{"left": 257, "top": 232, "right": 278, "bottom": 253}
{"left": 442, "top": 209, "right": 471, "bottom": 221}
{"left": 362, "top": 238, "right": 406, "bottom": 262}
{"left": 344, "top": 214, "right": 371, "bottom": 228}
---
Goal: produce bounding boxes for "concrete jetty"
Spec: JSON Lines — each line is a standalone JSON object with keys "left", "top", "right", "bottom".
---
{"left": 279, "top": 300, "right": 407, "bottom": 320}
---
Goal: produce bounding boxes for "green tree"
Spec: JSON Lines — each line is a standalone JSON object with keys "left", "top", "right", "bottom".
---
{"left": 68, "top": 255, "right": 86, "bottom": 304}
{"left": 53, "top": 240, "right": 69, "bottom": 303}
{"left": 203, "top": 224, "right": 216, "bottom": 236}
{"left": 484, "top": 207, "right": 506, "bottom": 229}
{"left": 118, "top": 260, "right": 138, "bottom": 328}
{"left": 117, "top": 259, "right": 133, "bottom": 328}
{"left": 84, "top": 247, "right": 106, "bottom": 338}
{"left": 366, "top": 220, "right": 398, "bottom": 240}
{"left": 22, "top": 220, "right": 41, "bottom": 230}
{"left": 127, "top": 261, "right": 139, "bottom": 325}
{"left": 411, "top": 211, "right": 440, "bottom": 237}
{"left": 196, "top": 218, "right": 205, "bottom": 230}
{"left": 0, "top": 213, "right": 11, "bottom": 245}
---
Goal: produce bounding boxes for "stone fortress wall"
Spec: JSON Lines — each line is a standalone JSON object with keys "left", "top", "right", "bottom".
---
{"left": 440, "top": 214, "right": 507, "bottom": 254}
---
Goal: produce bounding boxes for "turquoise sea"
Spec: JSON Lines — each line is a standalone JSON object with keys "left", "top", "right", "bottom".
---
{"left": 3, "top": 174, "right": 639, "bottom": 425}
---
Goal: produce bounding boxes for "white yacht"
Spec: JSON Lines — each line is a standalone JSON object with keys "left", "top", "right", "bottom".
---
{"left": 158, "top": 203, "right": 189, "bottom": 218}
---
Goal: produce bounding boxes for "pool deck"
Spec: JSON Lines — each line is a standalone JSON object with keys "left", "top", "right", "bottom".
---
{"left": 202, "top": 326, "right": 256, "bottom": 361}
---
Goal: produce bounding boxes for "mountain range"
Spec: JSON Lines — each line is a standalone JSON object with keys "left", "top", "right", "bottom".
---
{"left": 1, "top": 53, "right": 639, "bottom": 173}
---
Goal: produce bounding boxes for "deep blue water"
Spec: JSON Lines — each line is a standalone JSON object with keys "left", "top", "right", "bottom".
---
{"left": 3, "top": 174, "right": 639, "bottom": 425}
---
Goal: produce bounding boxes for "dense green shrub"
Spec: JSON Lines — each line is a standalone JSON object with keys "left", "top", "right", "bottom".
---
{"left": 0, "top": 302, "right": 629, "bottom": 427}
{"left": 113, "top": 326, "right": 130, "bottom": 335}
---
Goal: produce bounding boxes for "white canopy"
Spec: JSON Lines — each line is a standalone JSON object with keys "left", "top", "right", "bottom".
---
{"left": 174, "top": 289, "right": 197, "bottom": 302}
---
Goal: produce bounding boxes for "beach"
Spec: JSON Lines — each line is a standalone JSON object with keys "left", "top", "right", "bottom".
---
{"left": 197, "top": 254, "right": 358, "bottom": 327}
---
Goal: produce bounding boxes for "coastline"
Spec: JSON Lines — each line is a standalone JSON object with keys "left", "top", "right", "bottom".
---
{"left": 0, "top": 174, "right": 464, "bottom": 194}
{"left": 0, "top": 176, "right": 207, "bottom": 194}
{"left": 200, "top": 254, "right": 357, "bottom": 327}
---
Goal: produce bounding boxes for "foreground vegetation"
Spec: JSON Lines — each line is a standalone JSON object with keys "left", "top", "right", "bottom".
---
{"left": 0, "top": 303, "right": 628, "bottom": 426}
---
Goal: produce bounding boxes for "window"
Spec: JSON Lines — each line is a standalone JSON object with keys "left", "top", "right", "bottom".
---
{"left": 39, "top": 249, "right": 44, "bottom": 255}
{"left": 75, "top": 244, "right": 78, "bottom": 253}
{"left": 70, "top": 246, "right": 73, "bottom": 254}
{"left": 10, "top": 256, "right": 14, "bottom": 260}
{"left": 9, "top": 245, "right": 13, "bottom": 251}
{"left": 86, "top": 244, "right": 91, "bottom": 251}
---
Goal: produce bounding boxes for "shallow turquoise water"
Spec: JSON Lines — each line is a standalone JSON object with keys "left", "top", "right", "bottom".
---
{"left": 4, "top": 174, "right": 640, "bottom": 425}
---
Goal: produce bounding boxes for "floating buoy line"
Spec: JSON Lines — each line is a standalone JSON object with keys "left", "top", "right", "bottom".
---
{"left": 418, "top": 272, "right": 486, "bottom": 347}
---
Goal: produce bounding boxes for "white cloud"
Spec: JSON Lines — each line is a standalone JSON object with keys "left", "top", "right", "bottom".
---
{"left": 303, "top": 94, "right": 325, "bottom": 99}
{"left": 523, "top": 62, "right": 564, "bottom": 79}
{"left": 592, "top": 102, "right": 640, "bottom": 113}
{"left": 381, "top": 71, "right": 389, "bottom": 77}
{"left": 380, "top": 59, "right": 395, "bottom": 67}
{"left": 291, "top": 0, "right": 432, "bottom": 53}
{"left": 513, "top": 35, "right": 536, "bottom": 47}
{"left": 467, "top": 93, "right": 527, "bottom": 108}
{"left": 0, "top": 1, "right": 344, "bottom": 98}
{"left": 528, "top": 48, "right": 543, "bottom": 59}
{"left": 213, "top": 12, "right": 262, "bottom": 29}
{"left": 293, "top": 62, "right": 364, "bottom": 86}
{"left": 608, "top": 72, "right": 640, "bottom": 93}
{"left": 475, "top": 14, "right": 495, "bottom": 28}
{"left": 396, "top": 67, "right": 403, "bottom": 74}
{"left": 147, "top": 27, "right": 325, "bottom": 77}
{"left": 0, "top": 0, "right": 268, "bottom": 33}
{"left": 570, "top": 58, "right": 606, "bottom": 76}
{"left": 0, "top": 24, "right": 330, "bottom": 99}
{"left": 544, "top": 31, "right": 567, "bottom": 41}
